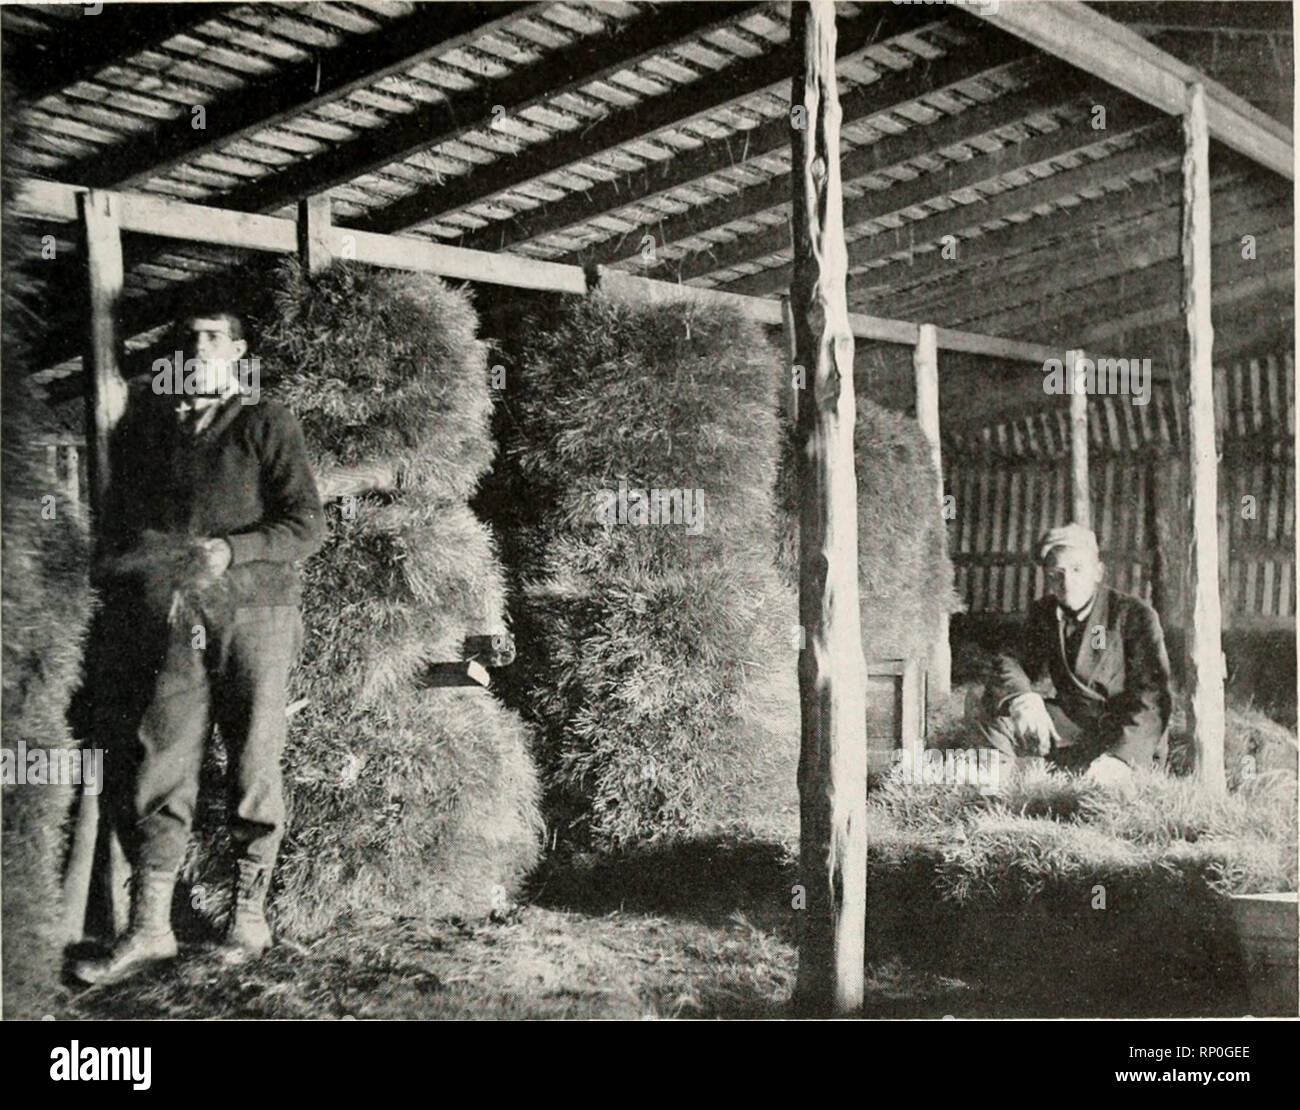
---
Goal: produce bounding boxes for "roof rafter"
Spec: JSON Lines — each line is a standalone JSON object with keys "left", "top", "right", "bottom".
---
{"left": 212, "top": 2, "right": 757, "bottom": 215}
{"left": 684, "top": 111, "right": 1173, "bottom": 287}
{"left": 989, "top": 232, "right": 1293, "bottom": 344}
{"left": 56, "top": 2, "right": 532, "bottom": 189}
{"left": 559, "top": 51, "right": 1059, "bottom": 269}
{"left": 956, "top": 203, "right": 1291, "bottom": 335}
{"left": 867, "top": 169, "right": 1285, "bottom": 319}
{"left": 723, "top": 131, "right": 1181, "bottom": 297}
{"left": 3, "top": 2, "right": 237, "bottom": 104}
{"left": 349, "top": 3, "right": 953, "bottom": 237}
{"left": 458, "top": 45, "right": 1035, "bottom": 256}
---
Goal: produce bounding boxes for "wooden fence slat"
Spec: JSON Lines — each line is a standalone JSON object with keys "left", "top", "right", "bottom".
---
{"left": 945, "top": 342, "right": 1293, "bottom": 627}
{"left": 1019, "top": 468, "right": 1035, "bottom": 610}
{"left": 1102, "top": 459, "right": 1117, "bottom": 552}
{"left": 1234, "top": 359, "right": 1249, "bottom": 439}
{"left": 1132, "top": 462, "right": 1146, "bottom": 596}
{"left": 1265, "top": 354, "right": 1280, "bottom": 438}
{"left": 1286, "top": 354, "right": 1295, "bottom": 438}
{"left": 1267, "top": 459, "right": 1281, "bottom": 542}
{"left": 1284, "top": 465, "right": 1295, "bottom": 541}
{"left": 973, "top": 467, "right": 991, "bottom": 612}
{"left": 1248, "top": 358, "right": 1263, "bottom": 435}
{"left": 1005, "top": 468, "right": 1021, "bottom": 612}
{"left": 1104, "top": 395, "right": 1123, "bottom": 453}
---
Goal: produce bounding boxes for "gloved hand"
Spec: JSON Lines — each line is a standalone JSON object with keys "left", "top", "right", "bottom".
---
{"left": 1084, "top": 752, "right": 1133, "bottom": 790}
{"left": 1005, "top": 692, "right": 1060, "bottom": 756}
{"left": 180, "top": 537, "right": 232, "bottom": 591}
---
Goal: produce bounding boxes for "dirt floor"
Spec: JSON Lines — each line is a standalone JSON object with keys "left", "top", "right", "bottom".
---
{"left": 60, "top": 839, "right": 991, "bottom": 1021}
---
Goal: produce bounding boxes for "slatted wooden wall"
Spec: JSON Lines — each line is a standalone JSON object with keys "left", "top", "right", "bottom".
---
{"left": 945, "top": 353, "right": 1294, "bottom": 629}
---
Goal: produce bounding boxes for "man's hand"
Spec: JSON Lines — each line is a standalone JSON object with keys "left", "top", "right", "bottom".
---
{"left": 1006, "top": 692, "right": 1060, "bottom": 756}
{"left": 1084, "top": 752, "right": 1133, "bottom": 790}
{"left": 182, "top": 538, "right": 232, "bottom": 590}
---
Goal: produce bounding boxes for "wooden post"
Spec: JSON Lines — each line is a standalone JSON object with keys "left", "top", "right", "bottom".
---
{"left": 298, "top": 194, "right": 333, "bottom": 275}
{"left": 1181, "top": 82, "right": 1227, "bottom": 792}
{"left": 790, "top": 0, "right": 868, "bottom": 1017}
{"left": 781, "top": 294, "right": 798, "bottom": 425}
{"left": 1068, "top": 348, "right": 1091, "bottom": 528}
{"left": 913, "top": 323, "right": 950, "bottom": 698}
{"left": 63, "top": 190, "right": 132, "bottom": 942}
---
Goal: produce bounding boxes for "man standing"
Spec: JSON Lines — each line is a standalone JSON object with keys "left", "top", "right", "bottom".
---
{"left": 76, "top": 311, "right": 323, "bottom": 984}
{"left": 966, "top": 523, "right": 1173, "bottom": 788}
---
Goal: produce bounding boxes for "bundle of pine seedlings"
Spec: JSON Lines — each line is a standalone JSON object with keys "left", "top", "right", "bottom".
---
{"left": 863, "top": 763, "right": 1297, "bottom": 1015}
{"left": 484, "top": 291, "right": 800, "bottom": 850}
{"left": 1, "top": 123, "right": 95, "bottom": 1014}
{"left": 777, "top": 396, "right": 960, "bottom": 665}
{"left": 185, "top": 261, "right": 542, "bottom": 938}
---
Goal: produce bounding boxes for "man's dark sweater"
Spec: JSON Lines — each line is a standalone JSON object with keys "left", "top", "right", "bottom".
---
{"left": 984, "top": 585, "right": 1174, "bottom": 767}
{"left": 98, "top": 387, "right": 324, "bottom": 614}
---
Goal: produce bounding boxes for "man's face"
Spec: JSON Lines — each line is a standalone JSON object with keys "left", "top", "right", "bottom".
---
{"left": 183, "top": 317, "right": 247, "bottom": 393}
{"left": 1045, "top": 546, "right": 1103, "bottom": 611}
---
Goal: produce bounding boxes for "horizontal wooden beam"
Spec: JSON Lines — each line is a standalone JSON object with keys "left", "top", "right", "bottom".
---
{"left": 967, "top": 1, "right": 1293, "bottom": 179}
{"left": 1090, "top": 3, "right": 1293, "bottom": 37}
{"left": 11, "top": 179, "right": 1066, "bottom": 370}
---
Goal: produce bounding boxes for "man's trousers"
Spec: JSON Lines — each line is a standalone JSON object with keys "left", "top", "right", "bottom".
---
{"left": 963, "top": 685, "right": 1093, "bottom": 773}
{"left": 97, "top": 603, "right": 303, "bottom": 874}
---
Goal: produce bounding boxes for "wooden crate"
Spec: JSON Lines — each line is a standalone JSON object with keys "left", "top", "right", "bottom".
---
{"left": 865, "top": 658, "right": 926, "bottom": 778}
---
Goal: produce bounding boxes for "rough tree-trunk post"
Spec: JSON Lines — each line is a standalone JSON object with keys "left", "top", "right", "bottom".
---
{"left": 1181, "top": 82, "right": 1227, "bottom": 792}
{"left": 1068, "top": 348, "right": 1091, "bottom": 528}
{"left": 62, "top": 190, "right": 132, "bottom": 941}
{"left": 790, "top": 0, "right": 869, "bottom": 1016}
{"left": 913, "top": 322, "right": 950, "bottom": 699}
{"left": 781, "top": 294, "right": 798, "bottom": 425}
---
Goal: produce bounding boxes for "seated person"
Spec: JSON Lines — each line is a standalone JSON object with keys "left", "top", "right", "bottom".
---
{"left": 965, "top": 523, "right": 1173, "bottom": 788}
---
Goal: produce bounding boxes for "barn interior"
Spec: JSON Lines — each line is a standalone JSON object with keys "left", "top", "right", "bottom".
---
{"left": 1, "top": 0, "right": 1295, "bottom": 1018}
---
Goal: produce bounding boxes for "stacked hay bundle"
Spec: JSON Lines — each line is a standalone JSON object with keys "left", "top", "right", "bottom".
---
{"left": 186, "top": 261, "right": 542, "bottom": 938}
{"left": 485, "top": 292, "right": 800, "bottom": 850}
{"left": 1, "top": 94, "right": 95, "bottom": 1014}
{"left": 777, "top": 396, "right": 959, "bottom": 665}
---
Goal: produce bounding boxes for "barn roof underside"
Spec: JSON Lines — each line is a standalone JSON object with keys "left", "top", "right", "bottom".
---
{"left": 2, "top": 0, "right": 1293, "bottom": 431}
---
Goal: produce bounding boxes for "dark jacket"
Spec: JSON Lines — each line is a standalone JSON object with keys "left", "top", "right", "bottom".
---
{"left": 97, "top": 386, "right": 324, "bottom": 616}
{"left": 985, "top": 585, "right": 1173, "bottom": 767}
